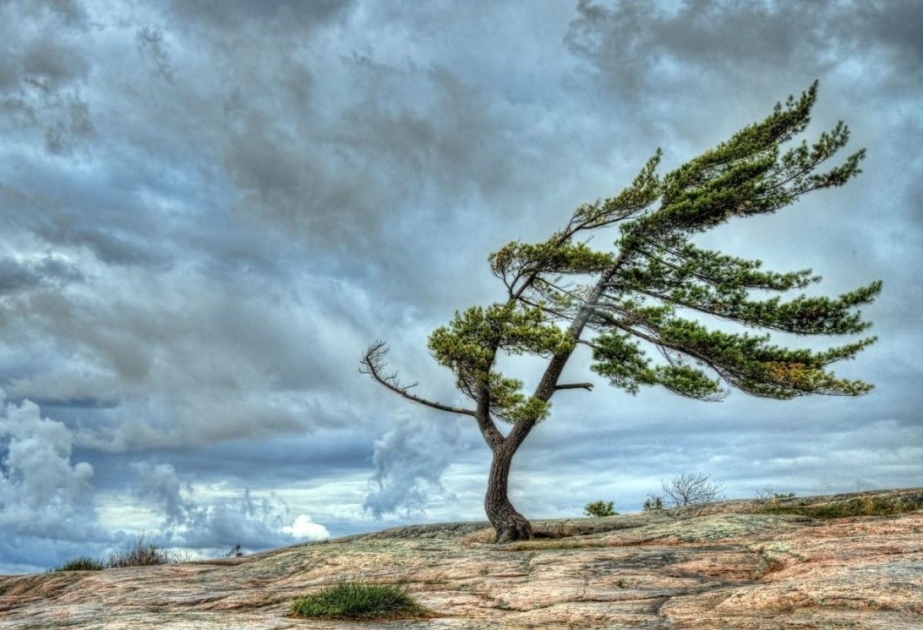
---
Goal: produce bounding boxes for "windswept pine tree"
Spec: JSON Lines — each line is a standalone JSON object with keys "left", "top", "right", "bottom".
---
{"left": 362, "top": 83, "right": 880, "bottom": 543}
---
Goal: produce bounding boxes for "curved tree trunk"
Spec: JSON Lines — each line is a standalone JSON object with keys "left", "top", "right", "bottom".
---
{"left": 485, "top": 444, "right": 533, "bottom": 543}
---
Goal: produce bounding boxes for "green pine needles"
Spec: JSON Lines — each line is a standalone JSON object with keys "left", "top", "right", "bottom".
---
{"left": 363, "top": 82, "right": 880, "bottom": 542}
{"left": 435, "top": 81, "right": 877, "bottom": 404}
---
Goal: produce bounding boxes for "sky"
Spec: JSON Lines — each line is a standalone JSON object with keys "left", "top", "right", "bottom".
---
{"left": 1, "top": 0, "right": 921, "bottom": 573}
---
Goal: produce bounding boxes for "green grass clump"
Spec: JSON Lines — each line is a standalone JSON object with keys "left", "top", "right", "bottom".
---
{"left": 291, "top": 581, "right": 432, "bottom": 620}
{"left": 53, "top": 557, "right": 106, "bottom": 572}
{"left": 760, "top": 495, "right": 922, "bottom": 519}
{"left": 107, "top": 534, "right": 174, "bottom": 568}
{"left": 53, "top": 534, "right": 178, "bottom": 572}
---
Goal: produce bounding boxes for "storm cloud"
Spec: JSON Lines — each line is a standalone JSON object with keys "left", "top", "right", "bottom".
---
{"left": 1, "top": 0, "right": 921, "bottom": 572}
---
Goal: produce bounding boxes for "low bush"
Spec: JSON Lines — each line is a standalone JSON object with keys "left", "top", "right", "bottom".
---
{"left": 584, "top": 500, "right": 617, "bottom": 517}
{"left": 291, "top": 581, "right": 432, "bottom": 620}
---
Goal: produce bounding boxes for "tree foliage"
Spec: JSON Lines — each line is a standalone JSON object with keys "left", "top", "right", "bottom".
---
{"left": 362, "top": 83, "right": 879, "bottom": 541}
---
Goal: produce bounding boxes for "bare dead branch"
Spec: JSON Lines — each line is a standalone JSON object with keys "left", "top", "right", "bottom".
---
{"left": 554, "top": 382, "right": 594, "bottom": 391}
{"left": 360, "top": 342, "right": 477, "bottom": 417}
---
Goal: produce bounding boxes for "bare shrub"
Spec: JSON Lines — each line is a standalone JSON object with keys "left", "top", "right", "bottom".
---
{"left": 662, "top": 472, "right": 724, "bottom": 507}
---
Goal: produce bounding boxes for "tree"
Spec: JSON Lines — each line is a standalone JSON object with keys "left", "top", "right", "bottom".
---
{"left": 661, "top": 472, "right": 724, "bottom": 507}
{"left": 361, "top": 83, "right": 880, "bottom": 543}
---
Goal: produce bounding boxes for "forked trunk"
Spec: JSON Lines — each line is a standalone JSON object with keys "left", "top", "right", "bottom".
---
{"left": 484, "top": 444, "right": 533, "bottom": 543}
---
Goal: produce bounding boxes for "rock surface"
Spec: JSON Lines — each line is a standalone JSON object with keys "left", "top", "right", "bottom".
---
{"left": 2, "top": 488, "right": 922, "bottom": 629}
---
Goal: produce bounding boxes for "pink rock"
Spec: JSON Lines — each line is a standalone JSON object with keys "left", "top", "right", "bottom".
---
{"left": 1, "top": 488, "right": 920, "bottom": 629}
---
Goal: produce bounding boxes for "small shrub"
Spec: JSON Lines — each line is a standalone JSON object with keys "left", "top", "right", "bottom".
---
{"left": 291, "top": 581, "right": 432, "bottom": 620}
{"left": 642, "top": 495, "right": 663, "bottom": 511}
{"left": 584, "top": 500, "right": 617, "bottom": 518}
{"left": 53, "top": 557, "right": 106, "bottom": 572}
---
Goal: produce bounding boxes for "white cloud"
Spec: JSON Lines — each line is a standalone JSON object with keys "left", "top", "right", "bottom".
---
{"left": 284, "top": 514, "right": 330, "bottom": 541}
{"left": 0, "top": 389, "right": 96, "bottom": 538}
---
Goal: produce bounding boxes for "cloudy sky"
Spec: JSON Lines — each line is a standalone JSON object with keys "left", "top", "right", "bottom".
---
{"left": 1, "top": 0, "right": 921, "bottom": 573}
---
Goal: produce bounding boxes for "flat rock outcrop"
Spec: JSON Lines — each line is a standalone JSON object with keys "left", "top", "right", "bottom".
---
{"left": 1, "top": 488, "right": 921, "bottom": 628}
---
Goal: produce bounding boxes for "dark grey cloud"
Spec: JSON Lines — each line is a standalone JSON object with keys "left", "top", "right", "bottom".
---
{"left": 135, "top": 26, "right": 174, "bottom": 84}
{"left": 0, "top": 0, "right": 94, "bottom": 155}
{"left": 22, "top": 37, "right": 91, "bottom": 87}
{"left": 852, "top": 0, "right": 923, "bottom": 88}
{"left": 222, "top": 62, "right": 520, "bottom": 262}
{"left": 170, "top": 0, "right": 354, "bottom": 31}
{"left": 4, "top": 0, "right": 87, "bottom": 23}
{"left": 0, "top": 0, "right": 84, "bottom": 97}
{"left": 0, "top": 256, "right": 82, "bottom": 295}
{"left": 0, "top": 253, "right": 381, "bottom": 446}
{"left": 0, "top": 176, "right": 165, "bottom": 268}
{"left": 567, "top": 0, "right": 923, "bottom": 93}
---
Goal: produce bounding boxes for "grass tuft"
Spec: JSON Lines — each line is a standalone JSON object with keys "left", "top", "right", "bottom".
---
{"left": 52, "top": 557, "right": 106, "bottom": 572}
{"left": 290, "top": 580, "right": 432, "bottom": 620}
{"left": 54, "top": 534, "right": 179, "bottom": 572}
{"left": 108, "top": 534, "right": 174, "bottom": 568}
{"left": 759, "top": 495, "right": 922, "bottom": 519}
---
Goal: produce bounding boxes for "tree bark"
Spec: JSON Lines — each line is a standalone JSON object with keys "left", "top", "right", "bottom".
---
{"left": 484, "top": 443, "right": 533, "bottom": 543}
{"left": 480, "top": 252, "right": 633, "bottom": 544}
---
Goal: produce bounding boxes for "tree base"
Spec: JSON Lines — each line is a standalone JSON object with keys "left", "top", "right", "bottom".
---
{"left": 492, "top": 513, "right": 534, "bottom": 543}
